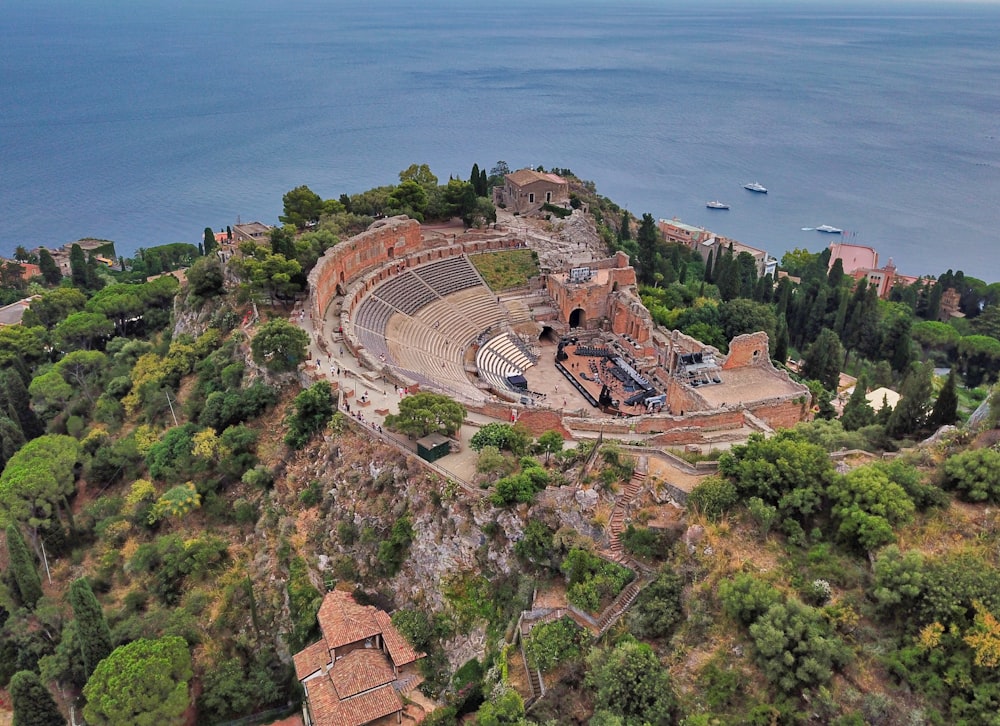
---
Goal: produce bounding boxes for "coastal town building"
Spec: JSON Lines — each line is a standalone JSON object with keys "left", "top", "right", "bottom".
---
{"left": 827, "top": 241, "right": 923, "bottom": 299}
{"left": 293, "top": 590, "right": 423, "bottom": 726}
{"left": 495, "top": 169, "right": 570, "bottom": 215}
{"left": 656, "top": 219, "right": 777, "bottom": 278}
{"left": 0, "top": 259, "right": 41, "bottom": 282}
{"left": 657, "top": 218, "right": 713, "bottom": 247}
{"left": 232, "top": 221, "right": 273, "bottom": 243}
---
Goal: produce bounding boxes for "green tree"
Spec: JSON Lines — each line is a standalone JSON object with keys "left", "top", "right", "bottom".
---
{"left": 718, "top": 298, "right": 776, "bottom": 342}
{"left": 476, "top": 689, "right": 526, "bottom": 726}
{"left": 385, "top": 392, "right": 466, "bottom": 437}
{"left": 82, "top": 636, "right": 193, "bottom": 726}
{"left": 525, "top": 617, "right": 581, "bottom": 672}
{"left": 202, "top": 227, "right": 216, "bottom": 256}
{"left": 586, "top": 637, "right": 677, "bottom": 724}
{"left": 686, "top": 475, "right": 738, "bottom": 521}
{"left": 280, "top": 185, "right": 324, "bottom": 228}
{"left": 10, "top": 670, "right": 66, "bottom": 726}
{"left": 0, "top": 368, "right": 43, "bottom": 440}
{"left": 718, "top": 431, "right": 835, "bottom": 525}
{"left": 22, "top": 287, "right": 88, "bottom": 330}
{"left": 872, "top": 545, "right": 925, "bottom": 618}
{"left": 829, "top": 466, "right": 915, "bottom": 552}
{"left": 619, "top": 210, "right": 631, "bottom": 241}
{"left": 69, "top": 578, "right": 113, "bottom": 679}
{"left": 38, "top": 248, "right": 62, "bottom": 285}
{"left": 148, "top": 482, "right": 202, "bottom": 524}
{"left": 54, "top": 349, "right": 108, "bottom": 406}
{"left": 840, "top": 378, "right": 875, "bottom": 431}
{"left": 0, "top": 415, "right": 26, "bottom": 470}
{"left": 636, "top": 213, "right": 659, "bottom": 284}
{"left": 268, "top": 226, "right": 296, "bottom": 258}
{"left": 6, "top": 524, "right": 43, "bottom": 609}
{"left": 886, "top": 361, "right": 934, "bottom": 439}
{"left": 801, "top": 328, "right": 843, "bottom": 391}
{"left": 535, "top": 430, "right": 564, "bottom": 464}
{"left": 928, "top": 368, "right": 959, "bottom": 428}
{"left": 387, "top": 180, "right": 429, "bottom": 220}
{"left": 399, "top": 163, "right": 438, "bottom": 189}
{"left": 86, "top": 284, "right": 145, "bottom": 337}
{"left": 185, "top": 255, "right": 225, "bottom": 298}
{"left": 747, "top": 599, "right": 850, "bottom": 693}
{"left": 0, "top": 434, "right": 81, "bottom": 534}
{"left": 629, "top": 567, "right": 684, "bottom": 640}
{"left": 250, "top": 319, "right": 308, "bottom": 372}
{"left": 69, "top": 244, "right": 88, "bottom": 288}
{"left": 53, "top": 311, "right": 114, "bottom": 351}
{"left": 283, "top": 381, "right": 333, "bottom": 449}
{"left": 0, "top": 324, "right": 46, "bottom": 369}
{"left": 941, "top": 448, "right": 1000, "bottom": 503}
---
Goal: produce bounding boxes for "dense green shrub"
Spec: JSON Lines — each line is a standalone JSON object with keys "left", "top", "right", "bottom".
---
{"left": 284, "top": 382, "right": 333, "bottom": 449}
{"left": 377, "top": 515, "right": 414, "bottom": 576}
{"left": 686, "top": 475, "right": 738, "bottom": 521}
{"left": 941, "top": 448, "right": 1000, "bottom": 502}
{"left": 561, "top": 548, "right": 633, "bottom": 613}
{"left": 525, "top": 617, "right": 583, "bottom": 672}
{"left": 629, "top": 566, "right": 684, "bottom": 640}
{"left": 286, "top": 556, "right": 321, "bottom": 652}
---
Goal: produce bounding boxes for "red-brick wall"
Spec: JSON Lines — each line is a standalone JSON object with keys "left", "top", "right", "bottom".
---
{"left": 722, "top": 331, "right": 769, "bottom": 369}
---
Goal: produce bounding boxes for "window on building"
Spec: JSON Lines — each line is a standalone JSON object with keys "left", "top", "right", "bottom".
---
{"left": 528, "top": 193, "right": 535, "bottom": 203}
{"left": 545, "top": 191, "right": 552, "bottom": 202}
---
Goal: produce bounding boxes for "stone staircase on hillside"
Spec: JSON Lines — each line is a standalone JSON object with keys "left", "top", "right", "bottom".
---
{"left": 596, "top": 577, "right": 648, "bottom": 636}
{"left": 604, "top": 468, "right": 646, "bottom": 562}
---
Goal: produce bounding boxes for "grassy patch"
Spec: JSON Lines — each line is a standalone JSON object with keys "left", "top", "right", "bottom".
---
{"left": 470, "top": 249, "right": 539, "bottom": 291}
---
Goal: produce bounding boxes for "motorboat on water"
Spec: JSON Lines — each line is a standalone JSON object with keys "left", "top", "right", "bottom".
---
{"left": 706, "top": 200, "right": 729, "bottom": 209}
{"left": 743, "top": 181, "right": 767, "bottom": 193}
{"left": 815, "top": 225, "right": 842, "bottom": 234}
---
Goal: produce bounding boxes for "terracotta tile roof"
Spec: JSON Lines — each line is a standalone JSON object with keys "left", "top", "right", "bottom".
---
{"left": 506, "top": 169, "right": 567, "bottom": 188}
{"left": 332, "top": 684, "right": 403, "bottom": 726}
{"left": 329, "top": 648, "right": 395, "bottom": 699}
{"left": 293, "top": 639, "right": 331, "bottom": 681}
{"left": 306, "top": 677, "right": 403, "bottom": 726}
{"left": 303, "top": 676, "right": 341, "bottom": 725}
{"left": 317, "top": 590, "right": 382, "bottom": 649}
{"left": 374, "top": 610, "right": 422, "bottom": 667}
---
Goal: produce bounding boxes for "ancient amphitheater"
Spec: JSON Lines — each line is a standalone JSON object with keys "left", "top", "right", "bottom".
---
{"left": 306, "top": 214, "right": 809, "bottom": 447}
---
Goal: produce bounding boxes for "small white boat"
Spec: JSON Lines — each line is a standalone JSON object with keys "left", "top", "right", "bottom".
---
{"left": 815, "top": 225, "right": 842, "bottom": 234}
{"left": 706, "top": 201, "right": 729, "bottom": 209}
{"left": 744, "top": 181, "right": 767, "bottom": 193}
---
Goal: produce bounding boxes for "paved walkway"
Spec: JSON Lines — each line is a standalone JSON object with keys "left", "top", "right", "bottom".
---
{"left": 295, "top": 294, "right": 498, "bottom": 486}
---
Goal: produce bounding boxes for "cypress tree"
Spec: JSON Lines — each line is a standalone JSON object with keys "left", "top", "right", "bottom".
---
{"left": 887, "top": 362, "right": 934, "bottom": 439}
{"left": 704, "top": 249, "right": 714, "bottom": 283}
{"left": 929, "top": 368, "right": 959, "bottom": 428}
{"left": 38, "top": 249, "right": 62, "bottom": 285}
{"left": 69, "top": 578, "right": 113, "bottom": 678}
{"left": 0, "top": 415, "right": 26, "bottom": 470}
{"left": 841, "top": 377, "right": 876, "bottom": 431}
{"left": 226, "top": 225, "right": 233, "bottom": 241}
{"left": 619, "top": 210, "right": 631, "bottom": 241}
{"left": 480, "top": 168, "right": 488, "bottom": 197}
{"left": 470, "top": 163, "right": 481, "bottom": 195}
{"left": 6, "top": 524, "right": 43, "bottom": 609}
{"left": 924, "top": 280, "right": 943, "bottom": 321}
{"left": 827, "top": 257, "right": 845, "bottom": 288}
{"left": 10, "top": 670, "right": 66, "bottom": 726}
{"left": 772, "top": 321, "right": 789, "bottom": 366}
{"left": 68, "top": 244, "right": 87, "bottom": 288}
{"left": 0, "top": 369, "right": 43, "bottom": 440}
